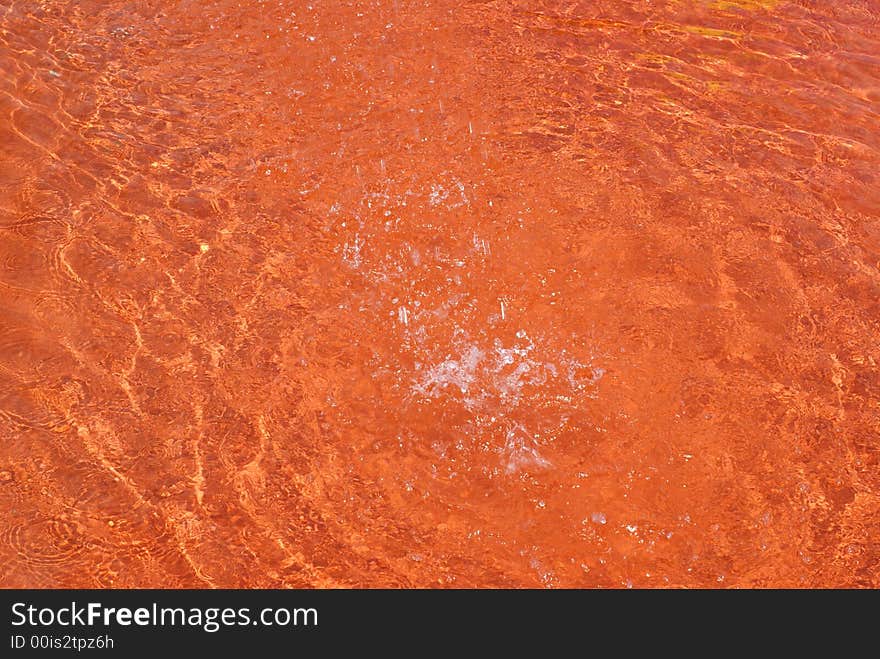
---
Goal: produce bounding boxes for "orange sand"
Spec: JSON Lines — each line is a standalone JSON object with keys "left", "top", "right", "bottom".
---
{"left": 1, "top": 0, "right": 878, "bottom": 588}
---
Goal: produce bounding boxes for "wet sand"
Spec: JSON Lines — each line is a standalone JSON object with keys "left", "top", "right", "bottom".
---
{"left": 1, "top": 0, "right": 879, "bottom": 587}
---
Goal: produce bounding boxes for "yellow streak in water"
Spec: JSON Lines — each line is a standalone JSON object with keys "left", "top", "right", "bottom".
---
{"left": 709, "top": 0, "right": 779, "bottom": 11}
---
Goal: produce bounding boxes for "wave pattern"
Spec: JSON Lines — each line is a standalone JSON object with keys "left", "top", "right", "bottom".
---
{"left": 0, "top": 0, "right": 878, "bottom": 587}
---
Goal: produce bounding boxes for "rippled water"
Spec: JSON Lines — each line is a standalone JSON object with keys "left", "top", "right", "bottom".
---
{"left": 1, "top": 0, "right": 878, "bottom": 587}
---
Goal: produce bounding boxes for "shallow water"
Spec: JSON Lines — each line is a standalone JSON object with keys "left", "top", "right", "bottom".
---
{"left": 1, "top": 0, "right": 878, "bottom": 587}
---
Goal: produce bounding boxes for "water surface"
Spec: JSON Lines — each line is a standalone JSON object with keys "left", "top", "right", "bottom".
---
{"left": 1, "top": 0, "right": 878, "bottom": 587}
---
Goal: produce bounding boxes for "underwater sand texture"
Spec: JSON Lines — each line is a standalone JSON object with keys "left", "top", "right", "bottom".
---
{"left": 1, "top": 0, "right": 879, "bottom": 587}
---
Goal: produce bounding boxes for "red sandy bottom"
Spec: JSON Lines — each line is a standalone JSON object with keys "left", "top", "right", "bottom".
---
{"left": 1, "top": 0, "right": 878, "bottom": 587}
